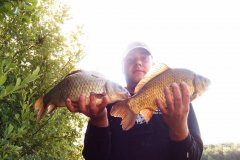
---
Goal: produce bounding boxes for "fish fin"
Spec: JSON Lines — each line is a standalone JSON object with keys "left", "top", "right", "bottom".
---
{"left": 190, "top": 92, "right": 198, "bottom": 101}
{"left": 140, "top": 109, "right": 154, "bottom": 123}
{"left": 47, "top": 104, "right": 57, "bottom": 114}
{"left": 36, "top": 105, "right": 47, "bottom": 123}
{"left": 34, "top": 96, "right": 44, "bottom": 111}
{"left": 110, "top": 100, "right": 137, "bottom": 131}
{"left": 89, "top": 71, "right": 106, "bottom": 79}
{"left": 122, "top": 113, "right": 137, "bottom": 131}
{"left": 134, "top": 63, "right": 169, "bottom": 94}
{"left": 65, "top": 70, "right": 82, "bottom": 77}
{"left": 34, "top": 96, "right": 48, "bottom": 122}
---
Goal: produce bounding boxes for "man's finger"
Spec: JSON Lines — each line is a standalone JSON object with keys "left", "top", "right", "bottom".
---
{"left": 66, "top": 98, "right": 79, "bottom": 112}
{"left": 78, "top": 95, "right": 88, "bottom": 113}
{"left": 171, "top": 82, "right": 182, "bottom": 111}
{"left": 164, "top": 86, "right": 174, "bottom": 112}
{"left": 156, "top": 98, "right": 168, "bottom": 115}
{"left": 180, "top": 82, "right": 190, "bottom": 112}
{"left": 89, "top": 93, "right": 97, "bottom": 113}
{"left": 99, "top": 96, "right": 108, "bottom": 111}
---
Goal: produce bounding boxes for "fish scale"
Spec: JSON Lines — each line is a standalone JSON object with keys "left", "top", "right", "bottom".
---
{"left": 111, "top": 65, "right": 210, "bottom": 130}
{"left": 34, "top": 70, "right": 130, "bottom": 122}
{"left": 129, "top": 68, "right": 196, "bottom": 111}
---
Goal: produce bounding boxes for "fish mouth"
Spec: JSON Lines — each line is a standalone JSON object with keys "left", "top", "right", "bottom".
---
{"left": 124, "top": 92, "right": 131, "bottom": 99}
{"left": 110, "top": 92, "right": 130, "bottom": 103}
{"left": 117, "top": 91, "right": 131, "bottom": 100}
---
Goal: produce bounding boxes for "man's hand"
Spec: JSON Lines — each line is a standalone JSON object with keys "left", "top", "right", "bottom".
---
{"left": 66, "top": 93, "right": 109, "bottom": 127}
{"left": 156, "top": 82, "right": 190, "bottom": 141}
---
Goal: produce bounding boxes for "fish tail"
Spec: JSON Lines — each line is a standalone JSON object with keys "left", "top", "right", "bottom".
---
{"left": 34, "top": 96, "right": 46, "bottom": 123}
{"left": 34, "top": 96, "right": 44, "bottom": 110}
{"left": 110, "top": 100, "right": 137, "bottom": 130}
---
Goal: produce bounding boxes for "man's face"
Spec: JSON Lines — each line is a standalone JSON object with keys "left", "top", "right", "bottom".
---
{"left": 123, "top": 48, "right": 152, "bottom": 84}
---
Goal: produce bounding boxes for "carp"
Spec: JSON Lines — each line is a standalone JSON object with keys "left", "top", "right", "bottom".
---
{"left": 110, "top": 64, "right": 210, "bottom": 130}
{"left": 34, "top": 70, "right": 130, "bottom": 122}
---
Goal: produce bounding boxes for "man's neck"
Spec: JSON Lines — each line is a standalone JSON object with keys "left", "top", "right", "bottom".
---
{"left": 126, "top": 82, "right": 138, "bottom": 95}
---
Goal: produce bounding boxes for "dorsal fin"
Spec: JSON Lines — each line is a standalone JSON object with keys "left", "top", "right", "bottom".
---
{"left": 88, "top": 71, "right": 106, "bottom": 79}
{"left": 66, "top": 70, "right": 106, "bottom": 79}
{"left": 134, "top": 63, "right": 169, "bottom": 94}
{"left": 65, "top": 70, "right": 82, "bottom": 77}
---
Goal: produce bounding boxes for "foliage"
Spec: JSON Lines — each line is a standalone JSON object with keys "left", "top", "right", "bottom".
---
{"left": 0, "top": 0, "right": 84, "bottom": 93}
{"left": 0, "top": 0, "right": 86, "bottom": 159}
{"left": 0, "top": 0, "right": 38, "bottom": 22}
{"left": 202, "top": 143, "right": 240, "bottom": 160}
{"left": 0, "top": 59, "right": 40, "bottom": 159}
{"left": 0, "top": 59, "right": 40, "bottom": 100}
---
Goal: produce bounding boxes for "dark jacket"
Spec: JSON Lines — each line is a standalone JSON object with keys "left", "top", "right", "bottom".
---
{"left": 83, "top": 103, "right": 203, "bottom": 160}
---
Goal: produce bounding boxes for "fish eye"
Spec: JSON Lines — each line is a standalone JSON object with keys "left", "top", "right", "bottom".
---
{"left": 117, "top": 85, "right": 125, "bottom": 91}
{"left": 118, "top": 85, "right": 123, "bottom": 90}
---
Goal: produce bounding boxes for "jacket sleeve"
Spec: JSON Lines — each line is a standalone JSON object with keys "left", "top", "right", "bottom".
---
{"left": 169, "top": 104, "right": 203, "bottom": 160}
{"left": 82, "top": 123, "right": 111, "bottom": 160}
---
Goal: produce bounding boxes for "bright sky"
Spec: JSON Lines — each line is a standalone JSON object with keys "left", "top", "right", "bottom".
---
{"left": 61, "top": 0, "right": 240, "bottom": 144}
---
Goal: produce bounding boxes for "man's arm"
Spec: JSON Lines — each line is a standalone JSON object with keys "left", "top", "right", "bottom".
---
{"left": 65, "top": 94, "right": 111, "bottom": 160}
{"left": 82, "top": 123, "right": 111, "bottom": 160}
{"left": 169, "top": 104, "right": 203, "bottom": 160}
{"left": 156, "top": 82, "right": 203, "bottom": 160}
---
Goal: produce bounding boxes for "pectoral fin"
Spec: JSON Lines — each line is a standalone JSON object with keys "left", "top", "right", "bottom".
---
{"left": 47, "top": 104, "right": 57, "bottom": 114}
{"left": 140, "top": 109, "right": 154, "bottom": 123}
{"left": 37, "top": 105, "right": 46, "bottom": 123}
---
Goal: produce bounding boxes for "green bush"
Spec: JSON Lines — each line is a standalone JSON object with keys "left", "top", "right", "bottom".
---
{"left": 0, "top": 0, "right": 85, "bottom": 159}
{"left": 202, "top": 143, "right": 240, "bottom": 160}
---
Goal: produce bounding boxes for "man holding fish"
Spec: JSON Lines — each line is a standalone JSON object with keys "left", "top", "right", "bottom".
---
{"left": 66, "top": 42, "right": 205, "bottom": 160}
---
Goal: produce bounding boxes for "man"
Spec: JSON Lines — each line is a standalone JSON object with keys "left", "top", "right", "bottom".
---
{"left": 66, "top": 42, "right": 203, "bottom": 160}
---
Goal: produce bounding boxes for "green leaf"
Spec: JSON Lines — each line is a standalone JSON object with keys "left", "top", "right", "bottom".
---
{"left": 27, "top": 0, "right": 38, "bottom": 6}
{"left": 15, "top": 146, "right": 22, "bottom": 152}
{"left": 22, "top": 15, "right": 30, "bottom": 22}
{"left": 15, "top": 78, "right": 21, "bottom": 87}
{"left": 5, "top": 84, "right": 15, "bottom": 95}
{"left": 1, "top": 59, "right": 15, "bottom": 74}
{"left": 3, "top": 2, "right": 12, "bottom": 12}
{"left": 0, "top": 83, "right": 15, "bottom": 99}
{"left": 15, "top": 114, "right": 20, "bottom": 120}
{"left": 32, "top": 66, "right": 40, "bottom": 76}
{"left": 7, "top": 124, "right": 14, "bottom": 135}
{"left": 0, "top": 74, "right": 7, "bottom": 86}
{"left": 21, "top": 66, "right": 40, "bottom": 85}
